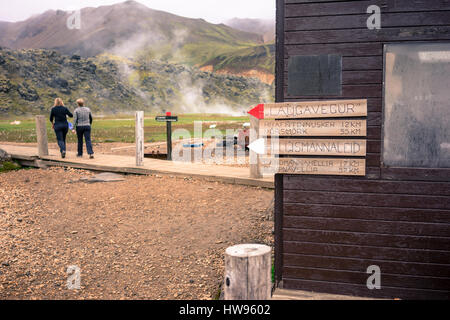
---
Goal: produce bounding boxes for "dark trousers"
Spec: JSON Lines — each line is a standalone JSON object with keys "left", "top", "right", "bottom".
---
{"left": 54, "top": 124, "right": 68, "bottom": 153}
{"left": 76, "top": 126, "right": 94, "bottom": 156}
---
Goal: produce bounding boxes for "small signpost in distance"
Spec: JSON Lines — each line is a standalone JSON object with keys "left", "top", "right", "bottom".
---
{"left": 155, "top": 112, "right": 178, "bottom": 161}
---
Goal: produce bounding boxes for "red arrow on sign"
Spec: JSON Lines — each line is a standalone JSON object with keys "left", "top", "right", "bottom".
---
{"left": 248, "top": 104, "right": 265, "bottom": 119}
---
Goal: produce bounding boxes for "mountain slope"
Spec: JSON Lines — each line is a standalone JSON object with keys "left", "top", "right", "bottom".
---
{"left": 0, "top": 1, "right": 263, "bottom": 63}
{"left": 224, "top": 18, "right": 275, "bottom": 43}
{"left": 200, "top": 44, "right": 275, "bottom": 84}
{"left": 0, "top": 48, "right": 273, "bottom": 115}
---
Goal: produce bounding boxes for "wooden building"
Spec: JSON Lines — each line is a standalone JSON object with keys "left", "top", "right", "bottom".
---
{"left": 274, "top": 0, "right": 450, "bottom": 299}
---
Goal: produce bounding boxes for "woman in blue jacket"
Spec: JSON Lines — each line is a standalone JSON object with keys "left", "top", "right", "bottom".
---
{"left": 49, "top": 98, "right": 73, "bottom": 158}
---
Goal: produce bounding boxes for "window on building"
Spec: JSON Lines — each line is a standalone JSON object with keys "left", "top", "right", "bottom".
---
{"left": 383, "top": 43, "right": 450, "bottom": 168}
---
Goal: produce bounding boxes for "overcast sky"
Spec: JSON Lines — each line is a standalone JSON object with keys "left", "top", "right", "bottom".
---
{"left": 0, "top": 0, "right": 276, "bottom": 23}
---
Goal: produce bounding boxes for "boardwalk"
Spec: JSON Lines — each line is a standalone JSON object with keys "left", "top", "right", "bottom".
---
{"left": 0, "top": 144, "right": 274, "bottom": 189}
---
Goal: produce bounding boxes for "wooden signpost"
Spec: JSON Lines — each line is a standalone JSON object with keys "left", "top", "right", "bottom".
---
{"left": 274, "top": 139, "right": 367, "bottom": 156}
{"left": 248, "top": 99, "right": 368, "bottom": 177}
{"left": 155, "top": 113, "right": 178, "bottom": 161}
{"left": 35, "top": 115, "right": 49, "bottom": 157}
{"left": 135, "top": 111, "right": 144, "bottom": 166}
{"left": 249, "top": 99, "right": 367, "bottom": 120}
{"left": 260, "top": 158, "right": 366, "bottom": 176}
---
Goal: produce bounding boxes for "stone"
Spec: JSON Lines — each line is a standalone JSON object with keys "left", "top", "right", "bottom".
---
{"left": 80, "top": 172, "right": 125, "bottom": 183}
{"left": 0, "top": 79, "right": 12, "bottom": 93}
{"left": 0, "top": 148, "right": 11, "bottom": 162}
{"left": 17, "top": 83, "right": 39, "bottom": 101}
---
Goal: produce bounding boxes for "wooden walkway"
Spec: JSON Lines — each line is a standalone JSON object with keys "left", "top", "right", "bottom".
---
{"left": 272, "top": 288, "right": 378, "bottom": 300}
{"left": 0, "top": 144, "right": 274, "bottom": 189}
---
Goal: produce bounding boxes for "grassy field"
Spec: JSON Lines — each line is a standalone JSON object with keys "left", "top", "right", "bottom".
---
{"left": 0, "top": 114, "right": 249, "bottom": 144}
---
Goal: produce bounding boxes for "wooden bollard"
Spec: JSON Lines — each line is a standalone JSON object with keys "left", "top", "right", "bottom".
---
{"left": 224, "top": 244, "right": 272, "bottom": 300}
{"left": 35, "top": 115, "right": 48, "bottom": 157}
{"left": 249, "top": 115, "right": 262, "bottom": 179}
{"left": 135, "top": 111, "right": 144, "bottom": 166}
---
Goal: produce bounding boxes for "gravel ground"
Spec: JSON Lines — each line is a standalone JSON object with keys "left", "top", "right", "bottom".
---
{"left": 0, "top": 168, "right": 273, "bottom": 300}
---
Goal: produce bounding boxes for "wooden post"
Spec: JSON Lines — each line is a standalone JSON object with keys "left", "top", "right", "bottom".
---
{"left": 166, "top": 121, "right": 172, "bottom": 161}
{"left": 250, "top": 115, "right": 262, "bottom": 178}
{"left": 135, "top": 111, "right": 144, "bottom": 166}
{"left": 35, "top": 115, "right": 48, "bottom": 157}
{"left": 224, "top": 244, "right": 272, "bottom": 300}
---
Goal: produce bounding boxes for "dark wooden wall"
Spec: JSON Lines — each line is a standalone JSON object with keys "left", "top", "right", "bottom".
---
{"left": 275, "top": 0, "right": 450, "bottom": 299}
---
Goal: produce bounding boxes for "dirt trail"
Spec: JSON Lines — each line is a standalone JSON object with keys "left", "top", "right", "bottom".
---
{"left": 0, "top": 168, "right": 273, "bottom": 300}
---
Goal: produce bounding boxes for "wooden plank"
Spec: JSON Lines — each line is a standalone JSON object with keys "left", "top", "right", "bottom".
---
{"left": 285, "top": 56, "right": 384, "bottom": 71}
{"left": 262, "top": 158, "right": 366, "bottom": 176}
{"left": 283, "top": 98, "right": 382, "bottom": 113}
{"left": 285, "top": 26, "right": 450, "bottom": 45}
{"left": 365, "top": 153, "right": 381, "bottom": 166}
{"left": 285, "top": 42, "right": 383, "bottom": 57}
{"left": 284, "top": 254, "right": 450, "bottom": 278}
{"left": 283, "top": 241, "right": 450, "bottom": 264}
{"left": 135, "top": 111, "right": 144, "bottom": 166}
{"left": 262, "top": 99, "right": 367, "bottom": 119}
{"left": 285, "top": 11, "right": 450, "bottom": 31}
{"left": 283, "top": 278, "right": 450, "bottom": 300}
{"left": 283, "top": 229, "right": 450, "bottom": 251}
{"left": 284, "top": 84, "right": 382, "bottom": 99}
{"left": 285, "top": 0, "right": 450, "bottom": 18}
{"left": 283, "top": 203, "right": 450, "bottom": 224}
{"left": 272, "top": 288, "right": 371, "bottom": 300}
{"left": 275, "top": 0, "right": 286, "bottom": 103}
{"left": 365, "top": 167, "right": 381, "bottom": 180}
{"left": 381, "top": 167, "right": 450, "bottom": 182}
{"left": 35, "top": 115, "right": 49, "bottom": 157}
{"left": 274, "top": 174, "right": 284, "bottom": 285}
{"left": 284, "top": 190, "right": 450, "bottom": 210}
{"left": 259, "top": 119, "right": 367, "bottom": 137}
{"left": 283, "top": 216, "right": 450, "bottom": 237}
{"left": 342, "top": 70, "right": 382, "bottom": 85}
{"left": 366, "top": 127, "right": 381, "bottom": 140}
{"left": 284, "top": 70, "right": 383, "bottom": 85}
{"left": 283, "top": 176, "right": 450, "bottom": 196}
{"left": 283, "top": 266, "right": 450, "bottom": 291}
{"left": 250, "top": 115, "right": 262, "bottom": 179}
{"left": 273, "top": 139, "right": 367, "bottom": 156}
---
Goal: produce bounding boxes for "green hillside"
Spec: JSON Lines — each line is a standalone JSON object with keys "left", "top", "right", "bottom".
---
{"left": 200, "top": 44, "right": 275, "bottom": 74}
{"left": 0, "top": 48, "right": 274, "bottom": 116}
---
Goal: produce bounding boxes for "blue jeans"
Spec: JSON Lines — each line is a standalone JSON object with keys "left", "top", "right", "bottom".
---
{"left": 76, "top": 126, "right": 94, "bottom": 155}
{"left": 54, "top": 123, "right": 68, "bottom": 153}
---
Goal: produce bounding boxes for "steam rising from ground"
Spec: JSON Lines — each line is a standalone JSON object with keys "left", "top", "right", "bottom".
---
{"left": 177, "top": 77, "right": 246, "bottom": 116}
{"left": 107, "top": 28, "right": 269, "bottom": 115}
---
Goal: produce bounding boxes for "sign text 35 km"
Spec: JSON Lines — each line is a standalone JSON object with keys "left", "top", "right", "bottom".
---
{"left": 260, "top": 119, "right": 367, "bottom": 137}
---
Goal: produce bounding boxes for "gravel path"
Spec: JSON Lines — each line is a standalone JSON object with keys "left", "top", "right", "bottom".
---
{"left": 0, "top": 168, "right": 273, "bottom": 300}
